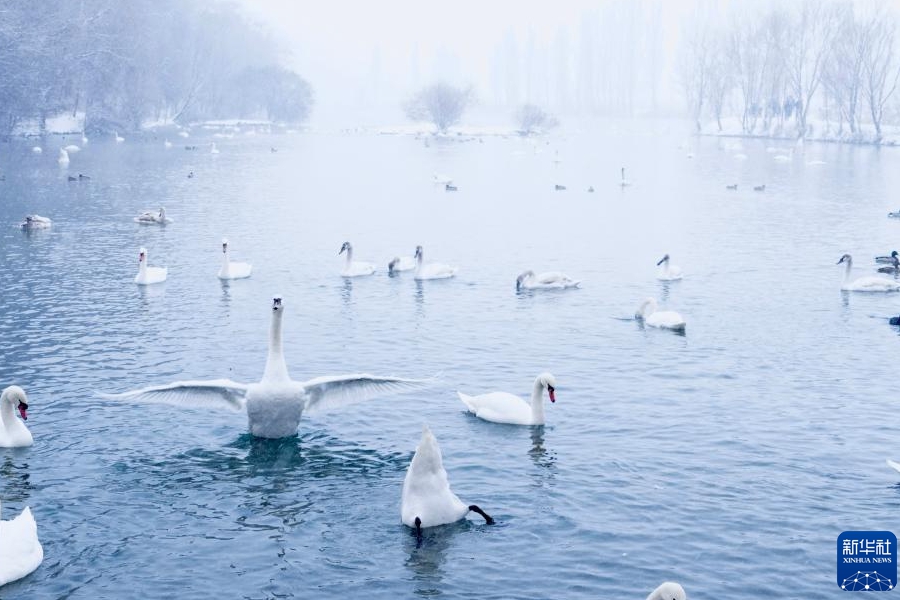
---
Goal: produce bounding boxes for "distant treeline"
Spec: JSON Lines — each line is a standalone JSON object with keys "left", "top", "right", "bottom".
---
{"left": 0, "top": 0, "right": 313, "bottom": 135}
{"left": 679, "top": 1, "right": 900, "bottom": 141}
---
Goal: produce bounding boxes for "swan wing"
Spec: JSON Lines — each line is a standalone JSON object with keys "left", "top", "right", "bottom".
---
{"left": 301, "top": 374, "right": 430, "bottom": 414}
{"left": 99, "top": 379, "right": 249, "bottom": 411}
{"left": 887, "top": 459, "right": 900, "bottom": 474}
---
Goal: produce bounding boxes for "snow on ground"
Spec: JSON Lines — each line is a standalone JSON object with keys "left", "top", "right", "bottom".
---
{"left": 700, "top": 116, "right": 900, "bottom": 146}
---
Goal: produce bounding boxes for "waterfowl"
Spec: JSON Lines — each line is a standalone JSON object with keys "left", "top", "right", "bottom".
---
{"left": 656, "top": 254, "right": 683, "bottom": 281}
{"left": 401, "top": 425, "right": 494, "bottom": 537}
{"left": 458, "top": 373, "right": 556, "bottom": 426}
{"left": 339, "top": 242, "right": 376, "bottom": 277}
{"left": 877, "top": 255, "right": 900, "bottom": 274}
{"left": 726, "top": 184, "right": 738, "bottom": 190}
{"left": 134, "top": 247, "right": 167, "bottom": 285}
{"left": 445, "top": 184, "right": 458, "bottom": 192}
{"left": 102, "top": 297, "right": 427, "bottom": 439}
{"left": 753, "top": 184, "right": 766, "bottom": 192}
{"left": 635, "top": 298, "right": 686, "bottom": 332}
{"left": 114, "top": 131, "right": 124, "bottom": 143}
{"left": 646, "top": 582, "right": 686, "bottom": 600}
{"left": 837, "top": 254, "right": 900, "bottom": 292}
{"left": 554, "top": 184, "right": 566, "bottom": 191}
{"left": 217, "top": 238, "right": 252, "bottom": 280}
{"left": 875, "top": 250, "right": 899, "bottom": 264}
{"left": 515, "top": 270, "right": 580, "bottom": 291}
{"left": 0, "top": 386, "right": 32, "bottom": 448}
{"left": 19, "top": 215, "right": 51, "bottom": 230}
{"left": 134, "top": 207, "right": 171, "bottom": 224}
{"left": 620, "top": 167, "right": 631, "bottom": 187}
{"left": 57, "top": 148, "right": 69, "bottom": 165}
{"left": 413, "top": 246, "right": 457, "bottom": 280}
{"left": 388, "top": 256, "right": 416, "bottom": 274}
{"left": 0, "top": 501, "right": 43, "bottom": 586}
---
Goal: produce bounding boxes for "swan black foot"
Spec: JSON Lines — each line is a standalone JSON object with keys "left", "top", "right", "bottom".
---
{"left": 468, "top": 505, "right": 494, "bottom": 525}
{"left": 414, "top": 516, "right": 423, "bottom": 542}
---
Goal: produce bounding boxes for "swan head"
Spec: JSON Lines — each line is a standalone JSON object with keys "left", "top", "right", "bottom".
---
{"left": 272, "top": 296, "right": 283, "bottom": 312}
{"left": 222, "top": 238, "right": 229, "bottom": 253}
{"left": 414, "top": 245, "right": 423, "bottom": 259}
{"left": 158, "top": 207, "right": 166, "bottom": 218}
{"left": 537, "top": 372, "right": 556, "bottom": 403}
{"left": 339, "top": 241, "right": 351, "bottom": 255}
{"left": 138, "top": 247, "right": 147, "bottom": 263}
{"left": 837, "top": 253, "right": 852, "bottom": 266}
{"left": 516, "top": 270, "right": 535, "bottom": 290}
{"left": 656, "top": 254, "right": 670, "bottom": 266}
{"left": 388, "top": 257, "right": 399, "bottom": 273}
{"left": 2, "top": 385, "right": 29, "bottom": 420}
{"left": 649, "top": 582, "right": 686, "bottom": 600}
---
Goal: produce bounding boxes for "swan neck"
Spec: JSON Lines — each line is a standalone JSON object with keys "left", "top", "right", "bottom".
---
{"left": 0, "top": 391, "right": 14, "bottom": 426}
{"left": 263, "top": 309, "right": 290, "bottom": 382}
{"left": 222, "top": 248, "right": 230, "bottom": 270}
{"left": 844, "top": 258, "right": 852, "bottom": 282}
{"left": 344, "top": 246, "right": 353, "bottom": 266}
{"left": 530, "top": 379, "right": 545, "bottom": 421}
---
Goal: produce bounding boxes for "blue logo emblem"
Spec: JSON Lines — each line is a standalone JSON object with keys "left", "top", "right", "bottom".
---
{"left": 838, "top": 531, "right": 896, "bottom": 591}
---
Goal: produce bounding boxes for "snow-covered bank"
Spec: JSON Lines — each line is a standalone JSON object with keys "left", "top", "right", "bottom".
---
{"left": 698, "top": 116, "right": 900, "bottom": 146}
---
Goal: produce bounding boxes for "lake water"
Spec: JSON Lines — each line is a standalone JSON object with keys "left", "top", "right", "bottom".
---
{"left": 1, "top": 121, "right": 900, "bottom": 599}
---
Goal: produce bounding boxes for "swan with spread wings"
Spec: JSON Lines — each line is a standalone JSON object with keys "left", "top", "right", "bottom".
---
{"left": 102, "top": 296, "right": 429, "bottom": 438}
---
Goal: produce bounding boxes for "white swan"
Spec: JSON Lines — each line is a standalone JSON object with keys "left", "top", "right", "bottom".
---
{"left": 656, "top": 254, "right": 683, "bottom": 281}
{"left": 134, "top": 207, "right": 171, "bottom": 224}
{"left": 134, "top": 247, "right": 167, "bottom": 285}
{"left": 19, "top": 215, "right": 52, "bottom": 230}
{"left": 102, "top": 297, "right": 428, "bottom": 439}
{"left": 178, "top": 130, "right": 189, "bottom": 138}
{"left": 164, "top": 138, "right": 172, "bottom": 149}
{"left": 0, "top": 386, "right": 32, "bottom": 448}
{"left": 887, "top": 458, "right": 900, "bottom": 474}
{"left": 64, "top": 144, "right": 80, "bottom": 153}
{"left": 401, "top": 424, "right": 494, "bottom": 535}
{"left": 114, "top": 131, "right": 124, "bottom": 143}
{"left": 58, "top": 148, "right": 69, "bottom": 165}
{"left": 31, "top": 147, "right": 42, "bottom": 154}
{"left": 516, "top": 270, "right": 580, "bottom": 291}
{"left": 388, "top": 256, "right": 416, "bottom": 274}
{"left": 210, "top": 142, "right": 219, "bottom": 154}
{"left": 414, "top": 246, "right": 457, "bottom": 280}
{"left": 433, "top": 173, "right": 452, "bottom": 185}
{"left": 647, "top": 582, "right": 686, "bottom": 600}
{"left": 0, "top": 501, "right": 43, "bottom": 587}
{"left": 773, "top": 148, "right": 794, "bottom": 162}
{"left": 636, "top": 298, "right": 686, "bottom": 332}
{"left": 458, "top": 373, "right": 556, "bottom": 426}
{"left": 81, "top": 132, "right": 88, "bottom": 145}
{"left": 620, "top": 167, "right": 631, "bottom": 187}
{"left": 339, "top": 242, "right": 375, "bottom": 277}
{"left": 218, "top": 238, "right": 252, "bottom": 280}
{"left": 838, "top": 254, "right": 900, "bottom": 292}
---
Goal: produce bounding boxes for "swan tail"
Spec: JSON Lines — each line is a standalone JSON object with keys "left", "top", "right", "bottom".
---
{"left": 468, "top": 505, "right": 494, "bottom": 525}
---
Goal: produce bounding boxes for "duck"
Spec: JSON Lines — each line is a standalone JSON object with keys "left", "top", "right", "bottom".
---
{"left": 187, "top": 171, "right": 194, "bottom": 178}
{"left": 458, "top": 372, "right": 556, "bottom": 426}
{"left": 217, "top": 238, "right": 252, "bottom": 280}
{"left": 635, "top": 298, "right": 686, "bottom": 331}
{"left": 339, "top": 241, "right": 376, "bottom": 277}
{"left": 388, "top": 256, "right": 416, "bottom": 274}
{"left": 554, "top": 184, "right": 566, "bottom": 191}
{"left": 445, "top": 183, "right": 458, "bottom": 192}
{"left": 433, "top": 173, "right": 452, "bottom": 185}
{"left": 656, "top": 254, "right": 683, "bottom": 281}
{"left": 620, "top": 167, "right": 631, "bottom": 187}
{"left": 401, "top": 425, "right": 494, "bottom": 537}
{"left": 58, "top": 148, "right": 69, "bottom": 165}
{"left": 114, "top": 131, "right": 124, "bottom": 143}
{"left": 102, "top": 297, "right": 428, "bottom": 439}
{"left": 0, "top": 500, "right": 43, "bottom": 586}
{"left": 890, "top": 316, "right": 900, "bottom": 326}
{"left": 753, "top": 184, "right": 766, "bottom": 192}
{"left": 838, "top": 254, "right": 900, "bottom": 292}
{"left": 726, "top": 184, "right": 738, "bottom": 190}
{"left": 78, "top": 173, "right": 90, "bottom": 180}
{"left": 19, "top": 215, "right": 51, "bottom": 230}
{"left": 134, "top": 247, "right": 167, "bottom": 285}
{"left": 0, "top": 386, "right": 32, "bottom": 448}
{"left": 515, "top": 270, "right": 580, "bottom": 291}
{"left": 875, "top": 250, "right": 899, "bottom": 264}
{"left": 877, "top": 255, "right": 900, "bottom": 274}
{"left": 414, "top": 245, "right": 457, "bottom": 280}
{"left": 890, "top": 211, "right": 900, "bottom": 218}
{"left": 646, "top": 582, "right": 686, "bottom": 600}
{"left": 587, "top": 186, "right": 595, "bottom": 193}
{"left": 134, "top": 207, "right": 171, "bottom": 224}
